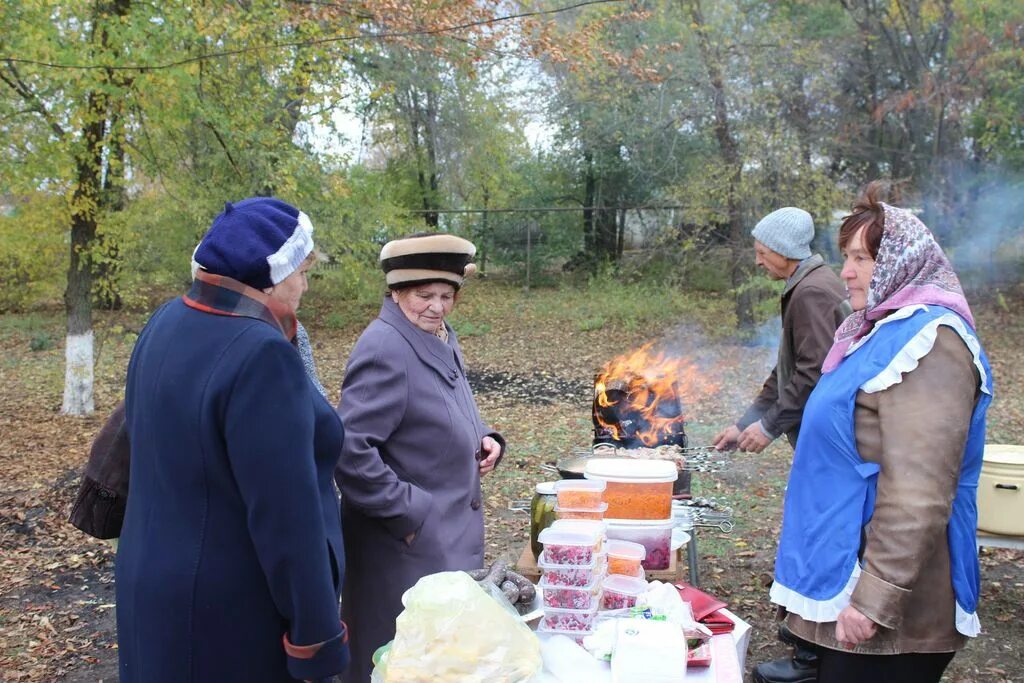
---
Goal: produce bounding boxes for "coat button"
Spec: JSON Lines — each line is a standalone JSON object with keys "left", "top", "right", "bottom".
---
{"left": 470, "top": 498, "right": 481, "bottom": 510}
{"left": 448, "top": 369, "right": 459, "bottom": 380}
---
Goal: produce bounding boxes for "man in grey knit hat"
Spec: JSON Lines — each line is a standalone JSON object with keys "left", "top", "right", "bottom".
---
{"left": 713, "top": 207, "right": 851, "bottom": 683}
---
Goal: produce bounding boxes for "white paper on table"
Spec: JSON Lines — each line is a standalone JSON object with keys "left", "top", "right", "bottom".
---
{"left": 539, "top": 634, "right": 611, "bottom": 683}
{"left": 610, "top": 619, "right": 686, "bottom": 683}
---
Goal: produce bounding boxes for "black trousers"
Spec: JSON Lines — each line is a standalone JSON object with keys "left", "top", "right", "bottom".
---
{"left": 817, "top": 649, "right": 955, "bottom": 683}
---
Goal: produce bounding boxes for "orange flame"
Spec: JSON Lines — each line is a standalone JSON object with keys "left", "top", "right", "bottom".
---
{"left": 594, "top": 342, "right": 719, "bottom": 446}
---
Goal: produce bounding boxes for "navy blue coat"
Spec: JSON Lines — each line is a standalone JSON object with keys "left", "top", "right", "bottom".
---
{"left": 117, "top": 299, "right": 349, "bottom": 682}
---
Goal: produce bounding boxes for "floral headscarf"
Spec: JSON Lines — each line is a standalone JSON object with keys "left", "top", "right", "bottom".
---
{"left": 822, "top": 203, "right": 974, "bottom": 372}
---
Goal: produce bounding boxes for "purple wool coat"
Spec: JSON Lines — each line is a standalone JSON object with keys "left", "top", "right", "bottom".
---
{"left": 334, "top": 296, "right": 504, "bottom": 683}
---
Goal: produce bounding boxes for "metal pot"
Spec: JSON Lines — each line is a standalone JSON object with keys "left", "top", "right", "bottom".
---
{"left": 539, "top": 452, "right": 592, "bottom": 479}
{"left": 541, "top": 449, "right": 691, "bottom": 495}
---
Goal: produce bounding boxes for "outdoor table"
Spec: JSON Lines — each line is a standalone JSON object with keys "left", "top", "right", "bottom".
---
{"left": 535, "top": 608, "right": 752, "bottom": 683}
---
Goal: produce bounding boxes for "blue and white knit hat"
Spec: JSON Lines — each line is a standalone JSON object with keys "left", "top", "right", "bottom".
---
{"left": 193, "top": 197, "right": 314, "bottom": 289}
{"left": 751, "top": 207, "right": 814, "bottom": 260}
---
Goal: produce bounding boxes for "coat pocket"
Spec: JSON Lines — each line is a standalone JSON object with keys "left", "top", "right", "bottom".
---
{"left": 326, "top": 538, "right": 344, "bottom": 593}
{"left": 402, "top": 503, "right": 439, "bottom": 555}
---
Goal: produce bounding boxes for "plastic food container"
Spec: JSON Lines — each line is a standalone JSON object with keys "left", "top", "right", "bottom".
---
{"left": 584, "top": 458, "right": 676, "bottom": 520}
{"left": 606, "top": 518, "right": 675, "bottom": 570}
{"left": 536, "top": 621, "right": 593, "bottom": 645}
{"left": 540, "top": 603, "right": 599, "bottom": 631}
{"left": 555, "top": 502, "right": 609, "bottom": 521}
{"left": 539, "top": 574, "right": 602, "bottom": 609}
{"left": 978, "top": 444, "right": 1024, "bottom": 535}
{"left": 550, "top": 519, "right": 606, "bottom": 554}
{"left": 551, "top": 519, "right": 606, "bottom": 544}
{"left": 601, "top": 575, "right": 649, "bottom": 610}
{"left": 554, "top": 479, "right": 606, "bottom": 509}
{"left": 539, "top": 527, "right": 602, "bottom": 564}
{"left": 606, "top": 539, "right": 646, "bottom": 576}
{"left": 537, "top": 551, "right": 606, "bottom": 587}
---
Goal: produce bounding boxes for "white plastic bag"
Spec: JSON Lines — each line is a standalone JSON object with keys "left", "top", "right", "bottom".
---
{"left": 374, "top": 571, "right": 542, "bottom": 683}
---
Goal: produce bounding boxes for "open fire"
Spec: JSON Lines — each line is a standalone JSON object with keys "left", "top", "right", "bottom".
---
{"left": 593, "top": 343, "right": 718, "bottom": 449}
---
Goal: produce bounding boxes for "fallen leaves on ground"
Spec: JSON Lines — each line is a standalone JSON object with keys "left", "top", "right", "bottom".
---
{"left": 2, "top": 281, "right": 1023, "bottom": 680}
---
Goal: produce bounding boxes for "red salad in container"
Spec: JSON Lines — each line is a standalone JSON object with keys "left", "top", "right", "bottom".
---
{"left": 601, "top": 574, "right": 649, "bottom": 610}
{"left": 540, "top": 604, "right": 599, "bottom": 631}
{"left": 539, "top": 527, "right": 601, "bottom": 565}
{"left": 539, "top": 574, "right": 602, "bottom": 609}
{"left": 605, "top": 518, "right": 674, "bottom": 570}
{"left": 537, "top": 551, "right": 606, "bottom": 587}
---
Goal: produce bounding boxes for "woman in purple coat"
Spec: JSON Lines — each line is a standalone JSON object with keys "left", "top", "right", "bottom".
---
{"left": 334, "top": 233, "right": 505, "bottom": 682}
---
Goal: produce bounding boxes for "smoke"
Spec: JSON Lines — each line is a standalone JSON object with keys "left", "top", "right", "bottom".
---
{"left": 923, "top": 169, "right": 1024, "bottom": 291}
{"left": 653, "top": 318, "right": 779, "bottom": 436}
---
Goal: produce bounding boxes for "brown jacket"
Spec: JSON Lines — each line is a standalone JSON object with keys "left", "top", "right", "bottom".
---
{"left": 738, "top": 255, "right": 850, "bottom": 446}
{"left": 787, "top": 326, "right": 981, "bottom": 653}
{"left": 68, "top": 401, "right": 130, "bottom": 539}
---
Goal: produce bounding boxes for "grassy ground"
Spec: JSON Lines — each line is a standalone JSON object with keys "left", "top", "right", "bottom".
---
{"left": 1, "top": 277, "right": 1022, "bottom": 682}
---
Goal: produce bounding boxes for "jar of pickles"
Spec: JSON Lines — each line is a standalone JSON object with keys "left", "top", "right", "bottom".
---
{"left": 530, "top": 481, "right": 558, "bottom": 558}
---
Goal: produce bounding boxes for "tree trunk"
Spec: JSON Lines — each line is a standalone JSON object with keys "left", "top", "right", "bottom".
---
{"left": 583, "top": 150, "right": 596, "bottom": 260}
{"left": 95, "top": 103, "right": 127, "bottom": 310}
{"left": 63, "top": 0, "right": 130, "bottom": 415}
{"left": 617, "top": 207, "right": 626, "bottom": 258}
{"left": 686, "top": 0, "right": 752, "bottom": 329}
{"left": 63, "top": 89, "right": 107, "bottom": 416}
{"left": 424, "top": 87, "right": 440, "bottom": 228}
{"left": 479, "top": 187, "right": 489, "bottom": 274}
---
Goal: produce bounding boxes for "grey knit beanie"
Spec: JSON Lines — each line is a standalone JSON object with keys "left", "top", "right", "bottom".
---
{"left": 751, "top": 207, "right": 814, "bottom": 260}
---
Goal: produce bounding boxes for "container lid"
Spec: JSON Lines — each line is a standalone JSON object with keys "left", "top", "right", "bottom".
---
{"left": 551, "top": 519, "right": 608, "bottom": 535}
{"left": 539, "top": 602, "right": 599, "bottom": 616}
{"left": 554, "top": 479, "right": 607, "bottom": 492}
{"left": 606, "top": 517, "right": 676, "bottom": 529}
{"left": 536, "top": 621, "right": 594, "bottom": 638}
{"left": 537, "top": 550, "right": 606, "bottom": 571}
{"left": 983, "top": 444, "right": 1024, "bottom": 467}
{"left": 538, "top": 572, "right": 602, "bottom": 591}
{"left": 539, "top": 527, "right": 602, "bottom": 547}
{"left": 536, "top": 481, "right": 558, "bottom": 495}
{"left": 606, "top": 539, "right": 646, "bottom": 560}
{"left": 584, "top": 458, "right": 677, "bottom": 483}
{"left": 554, "top": 502, "right": 610, "bottom": 514}
{"left": 602, "top": 574, "right": 649, "bottom": 596}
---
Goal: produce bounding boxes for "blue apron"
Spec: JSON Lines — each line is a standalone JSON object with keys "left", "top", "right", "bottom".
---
{"left": 769, "top": 305, "right": 992, "bottom": 636}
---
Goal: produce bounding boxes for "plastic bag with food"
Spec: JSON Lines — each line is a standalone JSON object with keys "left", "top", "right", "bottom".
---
{"left": 372, "top": 571, "right": 542, "bottom": 683}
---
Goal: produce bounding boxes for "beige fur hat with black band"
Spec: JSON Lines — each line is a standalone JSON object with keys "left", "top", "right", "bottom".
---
{"left": 380, "top": 233, "right": 477, "bottom": 290}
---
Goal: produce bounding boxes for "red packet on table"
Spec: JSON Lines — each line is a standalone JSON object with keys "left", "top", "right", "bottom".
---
{"left": 687, "top": 640, "right": 712, "bottom": 668}
{"left": 701, "top": 608, "right": 735, "bottom": 635}
{"left": 674, "top": 582, "right": 727, "bottom": 621}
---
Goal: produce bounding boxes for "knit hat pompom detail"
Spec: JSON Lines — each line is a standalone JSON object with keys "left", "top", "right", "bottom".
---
{"left": 751, "top": 207, "right": 814, "bottom": 260}
{"left": 380, "top": 233, "right": 477, "bottom": 290}
{"left": 193, "top": 197, "right": 314, "bottom": 290}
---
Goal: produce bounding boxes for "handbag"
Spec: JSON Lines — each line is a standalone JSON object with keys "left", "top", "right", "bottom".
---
{"left": 68, "top": 401, "right": 130, "bottom": 540}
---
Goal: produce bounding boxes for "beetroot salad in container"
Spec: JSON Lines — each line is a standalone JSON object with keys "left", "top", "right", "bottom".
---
{"left": 605, "top": 518, "right": 675, "bottom": 570}
{"left": 538, "top": 526, "right": 602, "bottom": 565}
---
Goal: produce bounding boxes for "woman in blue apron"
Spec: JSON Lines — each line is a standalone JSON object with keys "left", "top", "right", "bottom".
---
{"left": 768, "top": 182, "right": 992, "bottom": 682}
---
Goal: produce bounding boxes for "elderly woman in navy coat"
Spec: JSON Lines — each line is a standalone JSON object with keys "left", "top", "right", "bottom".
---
{"left": 117, "top": 198, "right": 349, "bottom": 682}
{"left": 335, "top": 233, "right": 505, "bottom": 682}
